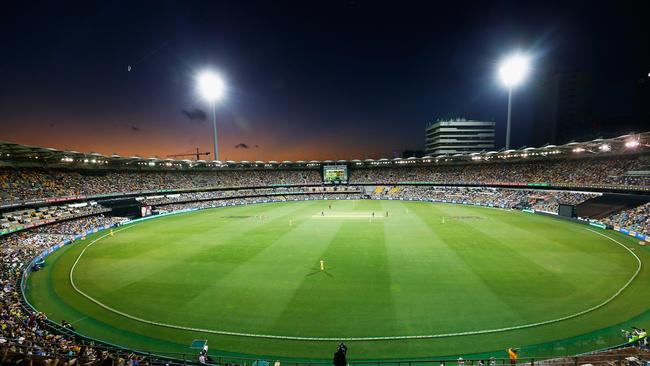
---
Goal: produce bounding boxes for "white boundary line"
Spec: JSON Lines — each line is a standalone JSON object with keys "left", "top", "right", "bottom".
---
{"left": 68, "top": 225, "right": 642, "bottom": 341}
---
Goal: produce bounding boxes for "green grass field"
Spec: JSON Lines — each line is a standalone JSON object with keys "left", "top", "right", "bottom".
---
{"left": 25, "top": 200, "right": 650, "bottom": 361}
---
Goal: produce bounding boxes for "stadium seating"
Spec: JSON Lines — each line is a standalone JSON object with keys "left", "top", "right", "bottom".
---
{"left": 349, "top": 156, "right": 650, "bottom": 188}
{"left": 0, "top": 147, "right": 649, "bottom": 365}
{"left": 0, "top": 154, "right": 648, "bottom": 205}
{"left": 602, "top": 202, "right": 650, "bottom": 235}
{"left": 0, "top": 202, "right": 109, "bottom": 234}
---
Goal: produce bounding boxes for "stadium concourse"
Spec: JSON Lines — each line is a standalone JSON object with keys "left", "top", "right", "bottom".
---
{"left": 0, "top": 134, "right": 649, "bottom": 365}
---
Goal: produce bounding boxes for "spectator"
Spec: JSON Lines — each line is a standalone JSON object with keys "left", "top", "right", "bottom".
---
{"left": 333, "top": 343, "right": 347, "bottom": 366}
{"left": 601, "top": 203, "right": 650, "bottom": 236}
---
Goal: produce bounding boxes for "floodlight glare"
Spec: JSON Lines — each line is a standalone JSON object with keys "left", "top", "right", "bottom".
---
{"left": 499, "top": 52, "right": 531, "bottom": 150}
{"left": 196, "top": 70, "right": 226, "bottom": 161}
{"left": 499, "top": 54, "right": 530, "bottom": 88}
{"left": 197, "top": 71, "right": 225, "bottom": 102}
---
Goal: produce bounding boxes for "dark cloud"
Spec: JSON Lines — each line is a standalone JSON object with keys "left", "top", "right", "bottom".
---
{"left": 48, "top": 123, "right": 55, "bottom": 128}
{"left": 255, "top": 145, "right": 259, "bottom": 148}
{"left": 234, "top": 143, "right": 250, "bottom": 149}
{"left": 130, "top": 126, "right": 140, "bottom": 132}
{"left": 181, "top": 109, "right": 207, "bottom": 123}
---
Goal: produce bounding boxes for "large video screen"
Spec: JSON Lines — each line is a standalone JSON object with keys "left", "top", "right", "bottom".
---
{"left": 558, "top": 203, "right": 576, "bottom": 218}
{"left": 323, "top": 165, "right": 348, "bottom": 184}
{"left": 141, "top": 205, "right": 152, "bottom": 217}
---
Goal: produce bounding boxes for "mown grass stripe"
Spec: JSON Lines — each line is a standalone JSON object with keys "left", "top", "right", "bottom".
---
{"left": 67, "top": 224, "right": 641, "bottom": 341}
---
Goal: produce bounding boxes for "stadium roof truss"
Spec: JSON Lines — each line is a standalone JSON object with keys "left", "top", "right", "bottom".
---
{"left": 0, "top": 132, "right": 647, "bottom": 170}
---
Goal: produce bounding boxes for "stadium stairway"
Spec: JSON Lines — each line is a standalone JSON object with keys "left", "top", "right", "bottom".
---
{"left": 577, "top": 193, "right": 650, "bottom": 219}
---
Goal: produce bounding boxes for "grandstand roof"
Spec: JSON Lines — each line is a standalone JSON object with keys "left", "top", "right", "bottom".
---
{"left": 0, "top": 132, "right": 648, "bottom": 170}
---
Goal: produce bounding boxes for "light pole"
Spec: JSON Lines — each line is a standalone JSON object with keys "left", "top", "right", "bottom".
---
{"left": 498, "top": 53, "right": 530, "bottom": 150}
{"left": 197, "top": 71, "right": 225, "bottom": 160}
{"left": 211, "top": 101, "right": 218, "bottom": 161}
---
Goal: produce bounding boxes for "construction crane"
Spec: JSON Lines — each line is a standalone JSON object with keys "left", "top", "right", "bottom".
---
{"left": 166, "top": 148, "right": 211, "bottom": 160}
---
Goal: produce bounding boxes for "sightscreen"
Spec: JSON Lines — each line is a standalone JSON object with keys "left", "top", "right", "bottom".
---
{"left": 323, "top": 165, "right": 348, "bottom": 184}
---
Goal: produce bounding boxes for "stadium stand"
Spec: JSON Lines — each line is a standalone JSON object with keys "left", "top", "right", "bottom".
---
{"left": 140, "top": 186, "right": 362, "bottom": 206}
{"left": 370, "top": 186, "right": 600, "bottom": 211}
{"left": 602, "top": 202, "right": 650, "bottom": 236}
{"left": 0, "top": 133, "right": 649, "bottom": 206}
{"left": 576, "top": 193, "right": 650, "bottom": 219}
{"left": 0, "top": 168, "right": 321, "bottom": 204}
{"left": 0, "top": 202, "right": 109, "bottom": 234}
{"left": 348, "top": 156, "right": 650, "bottom": 189}
{"left": 0, "top": 216, "right": 138, "bottom": 366}
{"left": 0, "top": 154, "right": 648, "bottom": 205}
{"left": 0, "top": 133, "right": 648, "bottom": 364}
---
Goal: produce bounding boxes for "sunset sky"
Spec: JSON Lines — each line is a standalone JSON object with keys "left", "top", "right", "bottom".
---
{"left": 1, "top": 1, "right": 648, "bottom": 160}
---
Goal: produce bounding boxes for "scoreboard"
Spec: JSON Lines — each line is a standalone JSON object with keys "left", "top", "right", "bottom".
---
{"left": 323, "top": 165, "right": 348, "bottom": 184}
{"left": 558, "top": 203, "right": 577, "bottom": 218}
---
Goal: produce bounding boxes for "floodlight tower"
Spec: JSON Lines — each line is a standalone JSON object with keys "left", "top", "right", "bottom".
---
{"left": 498, "top": 53, "right": 530, "bottom": 150}
{"left": 197, "top": 71, "right": 226, "bottom": 161}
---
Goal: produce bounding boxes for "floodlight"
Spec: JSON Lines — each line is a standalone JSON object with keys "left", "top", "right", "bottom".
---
{"left": 196, "top": 70, "right": 227, "bottom": 161}
{"left": 599, "top": 144, "right": 611, "bottom": 152}
{"left": 499, "top": 54, "right": 530, "bottom": 88}
{"left": 498, "top": 52, "right": 532, "bottom": 150}
{"left": 197, "top": 71, "right": 225, "bottom": 102}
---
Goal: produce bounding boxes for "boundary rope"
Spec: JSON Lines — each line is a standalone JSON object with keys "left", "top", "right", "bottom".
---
{"left": 67, "top": 224, "right": 642, "bottom": 341}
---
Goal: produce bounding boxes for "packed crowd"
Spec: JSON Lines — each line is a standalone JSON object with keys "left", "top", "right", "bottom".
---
{"left": 601, "top": 202, "right": 650, "bottom": 235}
{"left": 528, "top": 191, "right": 599, "bottom": 213}
{"left": 30, "top": 214, "right": 125, "bottom": 236}
{"left": 151, "top": 186, "right": 596, "bottom": 215}
{"left": 371, "top": 186, "right": 597, "bottom": 211}
{"left": 372, "top": 186, "right": 525, "bottom": 208}
{"left": 0, "top": 168, "right": 322, "bottom": 203}
{"left": 351, "top": 157, "right": 650, "bottom": 188}
{"left": 1, "top": 202, "right": 109, "bottom": 234}
{"left": 1, "top": 215, "right": 125, "bottom": 263}
{"left": 142, "top": 186, "right": 363, "bottom": 206}
{"left": 1, "top": 155, "right": 648, "bottom": 204}
{"left": 155, "top": 193, "right": 366, "bottom": 212}
{"left": 0, "top": 215, "right": 171, "bottom": 365}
